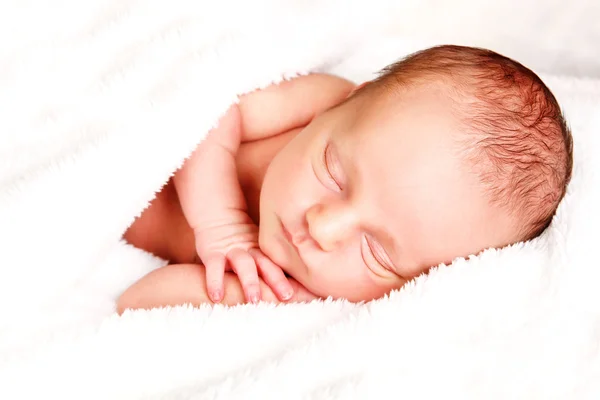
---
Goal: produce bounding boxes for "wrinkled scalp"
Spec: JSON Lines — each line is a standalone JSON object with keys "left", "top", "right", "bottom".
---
{"left": 362, "top": 45, "right": 573, "bottom": 241}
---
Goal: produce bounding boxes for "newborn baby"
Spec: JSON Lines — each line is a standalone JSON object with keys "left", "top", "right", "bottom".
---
{"left": 118, "top": 45, "right": 573, "bottom": 313}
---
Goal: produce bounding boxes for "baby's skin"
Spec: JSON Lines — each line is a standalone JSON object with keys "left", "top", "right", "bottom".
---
{"left": 119, "top": 72, "right": 514, "bottom": 313}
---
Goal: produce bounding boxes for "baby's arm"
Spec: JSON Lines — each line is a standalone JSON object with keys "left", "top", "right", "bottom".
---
{"left": 173, "top": 74, "right": 355, "bottom": 304}
{"left": 173, "top": 104, "right": 266, "bottom": 304}
{"left": 116, "top": 263, "right": 319, "bottom": 315}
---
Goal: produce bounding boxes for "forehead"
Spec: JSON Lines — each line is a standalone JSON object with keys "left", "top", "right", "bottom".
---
{"left": 332, "top": 88, "right": 497, "bottom": 271}
{"left": 339, "top": 85, "right": 465, "bottom": 185}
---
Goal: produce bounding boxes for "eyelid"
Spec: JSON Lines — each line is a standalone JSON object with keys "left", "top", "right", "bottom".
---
{"left": 364, "top": 234, "right": 394, "bottom": 271}
{"left": 323, "top": 143, "right": 342, "bottom": 191}
{"left": 361, "top": 235, "right": 389, "bottom": 277}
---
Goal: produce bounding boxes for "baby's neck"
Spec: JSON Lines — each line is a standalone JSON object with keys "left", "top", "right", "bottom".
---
{"left": 236, "top": 130, "right": 298, "bottom": 224}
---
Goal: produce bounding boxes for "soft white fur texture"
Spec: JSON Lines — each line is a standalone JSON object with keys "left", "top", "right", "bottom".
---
{"left": 1, "top": 0, "right": 599, "bottom": 398}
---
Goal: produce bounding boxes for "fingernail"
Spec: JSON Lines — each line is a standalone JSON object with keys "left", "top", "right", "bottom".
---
{"left": 278, "top": 284, "right": 293, "bottom": 301}
{"left": 212, "top": 290, "right": 222, "bottom": 303}
{"left": 249, "top": 291, "right": 260, "bottom": 304}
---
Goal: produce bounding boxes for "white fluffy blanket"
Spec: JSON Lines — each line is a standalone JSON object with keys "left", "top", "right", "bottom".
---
{"left": 1, "top": 0, "right": 600, "bottom": 398}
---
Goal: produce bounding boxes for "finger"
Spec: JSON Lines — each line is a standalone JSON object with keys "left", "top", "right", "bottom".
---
{"left": 203, "top": 253, "right": 226, "bottom": 303}
{"left": 288, "top": 278, "right": 320, "bottom": 303}
{"left": 227, "top": 248, "right": 261, "bottom": 304}
{"left": 249, "top": 249, "right": 294, "bottom": 301}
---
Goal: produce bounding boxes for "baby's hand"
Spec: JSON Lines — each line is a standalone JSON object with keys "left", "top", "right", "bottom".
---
{"left": 194, "top": 212, "right": 294, "bottom": 304}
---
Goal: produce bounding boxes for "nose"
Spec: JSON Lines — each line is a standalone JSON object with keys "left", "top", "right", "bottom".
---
{"left": 305, "top": 201, "right": 359, "bottom": 252}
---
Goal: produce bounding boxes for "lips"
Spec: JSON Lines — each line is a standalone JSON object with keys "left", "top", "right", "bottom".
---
{"left": 280, "top": 218, "right": 312, "bottom": 269}
{"left": 280, "top": 218, "right": 312, "bottom": 253}
{"left": 280, "top": 219, "right": 297, "bottom": 249}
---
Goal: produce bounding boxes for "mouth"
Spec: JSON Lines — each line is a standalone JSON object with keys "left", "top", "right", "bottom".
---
{"left": 279, "top": 218, "right": 297, "bottom": 250}
{"left": 277, "top": 216, "right": 311, "bottom": 278}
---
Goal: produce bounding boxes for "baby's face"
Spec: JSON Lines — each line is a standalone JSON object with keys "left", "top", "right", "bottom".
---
{"left": 259, "top": 85, "right": 515, "bottom": 301}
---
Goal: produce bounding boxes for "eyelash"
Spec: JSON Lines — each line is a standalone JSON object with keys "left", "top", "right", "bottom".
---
{"left": 362, "top": 235, "right": 388, "bottom": 272}
{"left": 322, "top": 143, "right": 342, "bottom": 191}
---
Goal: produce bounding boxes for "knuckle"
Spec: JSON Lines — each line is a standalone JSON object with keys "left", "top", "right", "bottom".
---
{"left": 259, "top": 263, "right": 278, "bottom": 276}
{"left": 229, "top": 249, "right": 253, "bottom": 264}
{"left": 244, "top": 281, "right": 260, "bottom": 290}
{"left": 231, "top": 258, "right": 256, "bottom": 275}
{"left": 241, "top": 277, "right": 260, "bottom": 288}
{"left": 248, "top": 248, "right": 264, "bottom": 259}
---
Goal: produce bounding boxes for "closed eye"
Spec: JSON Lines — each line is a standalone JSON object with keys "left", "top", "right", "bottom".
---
{"left": 364, "top": 234, "right": 394, "bottom": 273}
{"left": 360, "top": 235, "right": 388, "bottom": 277}
{"left": 322, "top": 143, "right": 342, "bottom": 191}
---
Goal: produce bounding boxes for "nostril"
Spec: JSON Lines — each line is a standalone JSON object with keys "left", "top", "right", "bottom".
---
{"left": 306, "top": 225, "right": 328, "bottom": 252}
{"left": 304, "top": 206, "right": 331, "bottom": 251}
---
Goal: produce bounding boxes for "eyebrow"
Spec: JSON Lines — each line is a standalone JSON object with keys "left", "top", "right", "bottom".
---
{"left": 331, "top": 139, "right": 403, "bottom": 272}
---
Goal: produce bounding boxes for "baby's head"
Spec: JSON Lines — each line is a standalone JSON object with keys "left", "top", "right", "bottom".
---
{"left": 259, "top": 45, "right": 573, "bottom": 301}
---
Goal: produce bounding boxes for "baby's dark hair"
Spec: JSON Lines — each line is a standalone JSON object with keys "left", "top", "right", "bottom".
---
{"left": 362, "top": 45, "right": 573, "bottom": 241}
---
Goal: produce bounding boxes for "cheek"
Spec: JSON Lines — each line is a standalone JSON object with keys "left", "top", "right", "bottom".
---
{"left": 258, "top": 132, "right": 319, "bottom": 268}
{"left": 270, "top": 154, "right": 303, "bottom": 192}
{"left": 262, "top": 134, "right": 320, "bottom": 212}
{"left": 301, "top": 245, "right": 394, "bottom": 302}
